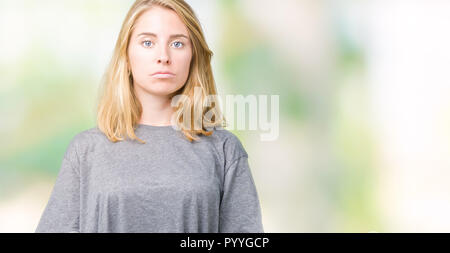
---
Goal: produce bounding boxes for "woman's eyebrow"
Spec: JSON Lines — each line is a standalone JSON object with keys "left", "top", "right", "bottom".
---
{"left": 137, "top": 32, "right": 189, "bottom": 39}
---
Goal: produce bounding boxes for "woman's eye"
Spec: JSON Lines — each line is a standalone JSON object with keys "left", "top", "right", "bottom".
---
{"left": 142, "top": 40, "right": 153, "bottom": 47}
{"left": 172, "top": 41, "right": 184, "bottom": 48}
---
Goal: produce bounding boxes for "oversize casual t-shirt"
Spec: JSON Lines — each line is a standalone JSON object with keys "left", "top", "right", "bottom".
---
{"left": 35, "top": 124, "right": 264, "bottom": 233}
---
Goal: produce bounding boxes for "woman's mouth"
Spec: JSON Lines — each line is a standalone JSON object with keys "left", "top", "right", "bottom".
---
{"left": 151, "top": 71, "right": 176, "bottom": 79}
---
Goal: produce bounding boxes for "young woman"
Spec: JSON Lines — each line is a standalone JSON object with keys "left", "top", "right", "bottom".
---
{"left": 35, "top": 0, "right": 264, "bottom": 233}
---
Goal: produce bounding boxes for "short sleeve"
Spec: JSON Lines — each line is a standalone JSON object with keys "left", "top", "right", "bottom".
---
{"left": 219, "top": 155, "right": 264, "bottom": 233}
{"left": 35, "top": 137, "right": 81, "bottom": 233}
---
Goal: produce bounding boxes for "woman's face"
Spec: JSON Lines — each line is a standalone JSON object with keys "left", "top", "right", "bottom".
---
{"left": 128, "top": 6, "right": 193, "bottom": 97}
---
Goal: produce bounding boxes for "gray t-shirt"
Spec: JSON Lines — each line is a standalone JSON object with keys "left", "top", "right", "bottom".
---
{"left": 35, "top": 124, "right": 264, "bottom": 233}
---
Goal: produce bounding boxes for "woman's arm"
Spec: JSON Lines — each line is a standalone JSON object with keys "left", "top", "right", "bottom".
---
{"left": 35, "top": 138, "right": 81, "bottom": 233}
{"left": 219, "top": 155, "right": 264, "bottom": 233}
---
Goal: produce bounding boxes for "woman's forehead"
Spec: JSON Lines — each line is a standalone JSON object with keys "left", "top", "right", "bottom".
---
{"left": 134, "top": 6, "right": 189, "bottom": 36}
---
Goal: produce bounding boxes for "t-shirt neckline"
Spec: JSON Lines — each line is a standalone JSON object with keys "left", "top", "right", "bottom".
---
{"left": 137, "top": 124, "right": 176, "bottom": 129}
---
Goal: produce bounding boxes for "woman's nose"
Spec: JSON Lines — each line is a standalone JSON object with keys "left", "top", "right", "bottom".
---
{"left": 157, "top": 56, "right": 170, "bottom": 64}
{"left": 157, "top": 48, "right": 171, "bottom": 64}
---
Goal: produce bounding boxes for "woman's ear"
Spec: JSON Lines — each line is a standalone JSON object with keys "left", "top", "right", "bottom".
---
{"left": 126, "top": 60, "right": 132, "bottom": 76}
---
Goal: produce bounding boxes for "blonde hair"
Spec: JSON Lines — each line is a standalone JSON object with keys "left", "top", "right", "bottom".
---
{"left": 96, "top": 0, "right": 225, "bottom": 144}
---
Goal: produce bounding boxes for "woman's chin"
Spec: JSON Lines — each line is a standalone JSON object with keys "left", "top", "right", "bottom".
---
{"left": 146, "top": 86, "right": 184, "bottom": 97}
{"left": 135, "top": 81, "right": 185, "bottom": 97}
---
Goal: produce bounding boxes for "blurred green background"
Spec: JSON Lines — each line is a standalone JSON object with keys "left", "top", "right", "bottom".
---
{"left": 1, "top": 0, "right": 450, "bottom": 232}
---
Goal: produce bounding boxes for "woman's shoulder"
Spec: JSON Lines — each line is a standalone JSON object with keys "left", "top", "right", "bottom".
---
{"left": 206, "top": 127, "right": 249, "bottom": 161}
{"left": 205, "top": 127, "right": 240, "bottom": 144}
{"left": 64, "top": 125, "right": 106, "bottom": 152}
{"left": 71, "top": 125, "right": 105, "bottom": 143}
{"left": 61, "top": 126, "right": 109, "bottom": 163}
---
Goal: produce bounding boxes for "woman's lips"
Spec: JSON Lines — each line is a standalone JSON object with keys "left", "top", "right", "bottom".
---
{"left": 151, "top": 73, "right": 176, "bottom": 79}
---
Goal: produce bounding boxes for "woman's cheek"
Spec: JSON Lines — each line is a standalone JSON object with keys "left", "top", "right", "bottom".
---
{"left": 180, "top": 52, "right": 192, "bottom": 73}
{"left": 135, "top": 49, "right": 150, "bottom": 64}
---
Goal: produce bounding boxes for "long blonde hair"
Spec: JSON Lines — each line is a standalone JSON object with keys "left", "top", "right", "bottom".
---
{"left": 96, "top": 0, "right": 225, "bottom": 144}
